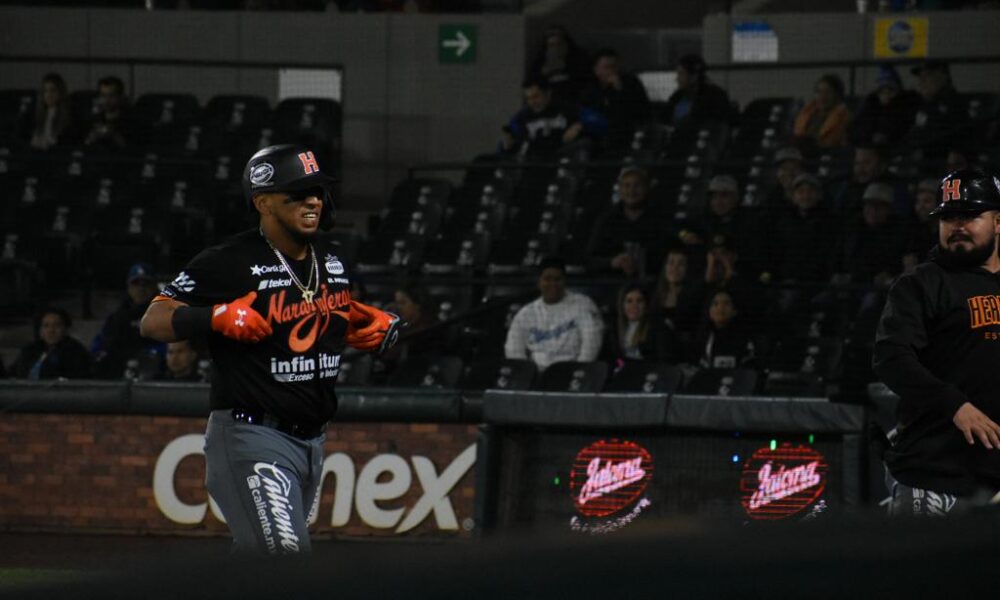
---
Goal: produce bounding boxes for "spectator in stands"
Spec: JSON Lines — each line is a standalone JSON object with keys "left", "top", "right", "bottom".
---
{"left": 905, "top": 60, "right": 968, "bottom": 158}
{"left": 849, "top": 65, "right": 920, "bottom": 147}
{"left": 945, "top": 146, "right": 971, "bottom": 173}
{"left": 793, "top": 73, "right": 851, "bottom": 151}
{"left": 603, "top": 284, "right": 679, "bottom": 364}
{"left": 586, "top": 166, "right": 665, "bottom": 277}
{"left": 660, "top": 54, "right": 731, "bottom": 131}
{"left": 902, "top": 178, "right": 940, "bottom": 271}
{"left": 526, "top": 25, "right": 591, "bottom": 108}
{"left": 764, "top": 146, "right": 805, "bottom": 215}
{"left": 830, "top": 143, "right": 906, "bottom": 218}
{"left": 91, "top": 263, "right": 166, "bottom": 379}
{"left": 84, "top": 75, "right": 133, "bottom": 150}
{"left": 581, "top": 47, "right": 652, "bottom": 156}
{"left": 157, "top": 340, "right": 202, "bottom": 382}
{"left": 652, "top": 246, "right": 704, "bottom": 338}
{"left": 833, "top": 182, "right": 907, "bottom": 289}
{"left": 697, "top": 174, "right": 765, "bottom": 277}
{"left": 381, "top": 281, "right": 443, "bottom": 368}
{"left": 505, "top": 257, "right": 604, "bottom": 371}
{"left": 26, "top": 72, "right": 78, "bottom": 150}
{"left": 764, "top": 174, "right": 840, "bottom": 310}
{"left": 501, "top": 78, "right": 600, "bottom": 159}
{"left": 692, "top": 289, "right": 756, "bottom": 370}
{"left": 12, "top": 307, "right": 92, "bottom": 380}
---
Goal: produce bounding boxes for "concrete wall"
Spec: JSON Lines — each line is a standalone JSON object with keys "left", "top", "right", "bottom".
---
{"left": 702, "top": 11, "right": 1000, "bottom": 108}
{"left": 0, "top": 7, "right": 526, "bottom": 211}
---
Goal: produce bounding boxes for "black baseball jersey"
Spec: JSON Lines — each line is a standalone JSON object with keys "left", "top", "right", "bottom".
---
{"left": 160, "top": 229, "right": 351, "bottom": 427}
{"left": 873, "top": 248, "right": 1000, "bottom": 495}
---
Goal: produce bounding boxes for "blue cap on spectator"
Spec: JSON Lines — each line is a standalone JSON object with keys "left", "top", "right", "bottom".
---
{"left": 875, "top": 65, "right": 901, "bottom": 91}
{"left": 127, "top": 262, "right": 154, "bottom": 283}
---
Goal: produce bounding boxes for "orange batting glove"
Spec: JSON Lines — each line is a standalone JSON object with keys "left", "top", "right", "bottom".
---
{"left": 211, "top": 291, "right": 273, "bottom": 343}
{"left": 345, "top": 300, "right": 402, "bottom": 354}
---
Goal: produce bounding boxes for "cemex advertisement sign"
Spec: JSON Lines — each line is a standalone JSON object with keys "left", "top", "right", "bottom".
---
{"left": 488, "top": 430, "right": 843, "bottom": 533}
{"left": 0, "top": 414, "right": 478, "bottom": 538}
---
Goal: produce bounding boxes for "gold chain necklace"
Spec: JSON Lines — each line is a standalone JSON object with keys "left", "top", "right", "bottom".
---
{"left": 260, "top": 228, "right": 319, "bottom": 304}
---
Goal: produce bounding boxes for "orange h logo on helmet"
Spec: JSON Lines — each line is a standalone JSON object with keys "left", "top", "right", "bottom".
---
{"left": 297, "top": 151, "right": 319, "bottom": 175}
{"left": 942, "top": 179, "right": 962, "bottom": 202}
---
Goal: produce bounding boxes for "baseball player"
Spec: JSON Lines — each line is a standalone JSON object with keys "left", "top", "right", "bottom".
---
{"left": 140, "top": 144, "right": 401, "bottom": 554}
{"left": 873, "top": 169, "right": 1000, "bottom": 516}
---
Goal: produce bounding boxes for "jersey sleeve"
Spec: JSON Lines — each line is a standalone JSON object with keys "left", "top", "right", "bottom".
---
{"left": 158, "top": 246, "right": 240, "bottom": 307}
{"left": 872, "top": 272, "right": 968, "bottom": 419}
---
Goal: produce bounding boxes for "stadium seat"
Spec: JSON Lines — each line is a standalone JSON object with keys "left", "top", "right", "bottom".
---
{"left": 386, "top": 355, "right": 463, "bottom": 389}
{"left": 388, "top": 177, "right": 452, "bottom": 211}
{"left": 767, "top": 336, "right": 843, "bottom": 379}
{"left": 0, "top": 89, "right": 34, "bottom": 144}
{"left": 533, "top": 361, "right": 609, "bottom": 393}
{"left": 762, "top": 371, "right": 827, "bottom": 398}
{"left": 133, "top": 93, "right": 201, "bottom": 151}
{"left": 487, "top": 233, "right": 557, "bottom": 275}
{"left": 422, "top": 231, "right": 490, "bottom": 275}
{"left": 271, "top": 97, "right": 341, "bottom": 170}
{"left": 684, "top": 368, "right": 758, "bottom": 396}
{"left": 69, "top": 90, "right": 100, "bottom": 127}
{"left": 460, "top": 358, "right": 536, "bottom": 392}
{"left": 336, "top": 353, "right": 372, "bottom": 386}
{"left": 356, "top": 234, "right": 426, "bottom": 274}
{"left": 604, "top": 361, "right": 683, "bottom": 394}
{"left": 204, "top": 94, "right": 271, "bottom": 136}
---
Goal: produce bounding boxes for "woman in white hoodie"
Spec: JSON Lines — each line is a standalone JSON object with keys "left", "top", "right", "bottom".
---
{"left": 504, "top": 257, "right": 604, "bottom": 371}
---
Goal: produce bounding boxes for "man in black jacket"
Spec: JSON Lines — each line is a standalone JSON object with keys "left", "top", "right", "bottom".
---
{"left": 873, "top": 168, "right": 1000, "bottom": 516}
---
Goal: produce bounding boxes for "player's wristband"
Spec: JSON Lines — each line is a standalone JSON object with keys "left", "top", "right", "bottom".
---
{"left": 171, "top": 305, "right": 213, "bottom": 340}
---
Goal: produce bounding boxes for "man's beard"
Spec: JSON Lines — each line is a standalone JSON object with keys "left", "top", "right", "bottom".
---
{"left": 939, "top": 234, "right": 998, "bottom": 267}
{"left": 277, "top": 216, "right": 318, "bottom": 245}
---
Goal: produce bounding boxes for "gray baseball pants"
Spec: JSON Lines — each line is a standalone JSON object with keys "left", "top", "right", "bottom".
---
{"left": 204, "top": 409, "right": 325, "bottom": 555}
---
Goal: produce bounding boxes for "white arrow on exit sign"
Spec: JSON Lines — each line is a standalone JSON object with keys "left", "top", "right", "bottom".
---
{"left": 442, "top": 30, "right": 471, "bottom": 57}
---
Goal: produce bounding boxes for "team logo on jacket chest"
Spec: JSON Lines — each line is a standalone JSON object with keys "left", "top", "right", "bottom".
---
{"left": 266, "top": 285, "right": 352, "bottom": 353}
{"left": 967, "top": 295, "right": 1000, "bottom": 329}
{"left": 325, "top": 254, "right": 344, "bottom": 275}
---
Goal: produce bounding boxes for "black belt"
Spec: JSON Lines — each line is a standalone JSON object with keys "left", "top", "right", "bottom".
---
{"left": 230, "top": 409, "right": 325, "bottom": 440}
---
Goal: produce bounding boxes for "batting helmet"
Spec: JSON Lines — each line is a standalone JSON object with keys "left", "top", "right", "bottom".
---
{"left": 242, "top": 144, "right": 337, "bottom": 216}
{"left": 928, "top": 168, "right": 1000, "bottom": 217}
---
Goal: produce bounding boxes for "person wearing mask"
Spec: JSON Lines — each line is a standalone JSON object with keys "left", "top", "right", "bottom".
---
{"left": 793, "top": 73, "right": 851, "bottom": 151}
{"left": 505, "top": 257, "right": 604, "bottom": 371}
{"left": 12, "top": 307, "right": 92, "bottom": 380}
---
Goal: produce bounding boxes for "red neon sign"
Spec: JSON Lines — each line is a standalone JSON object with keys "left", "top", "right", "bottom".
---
{"left": 740, "top": 443, "right": 828, "bottom": 520}
{"left": 569, "top": 439, "right": 654, "bottom": 518}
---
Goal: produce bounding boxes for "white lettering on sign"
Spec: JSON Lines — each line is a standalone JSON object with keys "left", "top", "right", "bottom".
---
{"left": 152, "top": 434, "right": 226, "bottom": 524}
{"left": 153, "top": 435, "right": 475, "bottom": 534}
{"left": 577, "top": 457, "right": 646, "bottom": 505}
{"left": 748, "top": 461, "right": 822, "bottom": 510}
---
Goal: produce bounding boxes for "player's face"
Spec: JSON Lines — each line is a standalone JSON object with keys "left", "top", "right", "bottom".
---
{"left": 39, "top": 313, "right": 66, "bottom": 347}
{"left": 538, "top": 267, "right": 566, "bottom": 304}
{"left": 273, "top": 190, "right": 323, "bottom": 241}
{"left": 622, "top": 289, "right": 646, "bottom": 322}
{"left": 938, "top": 211, "right": 1000, "bottom": 267}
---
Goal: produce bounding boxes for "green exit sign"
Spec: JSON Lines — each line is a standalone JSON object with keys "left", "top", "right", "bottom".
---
{"left": 439, "top": 24, "right": 477, "bottom": 64}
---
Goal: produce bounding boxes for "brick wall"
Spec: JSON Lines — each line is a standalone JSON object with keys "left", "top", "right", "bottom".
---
{"left": 0, "top": 414, "right": 478, "bottom": 539}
